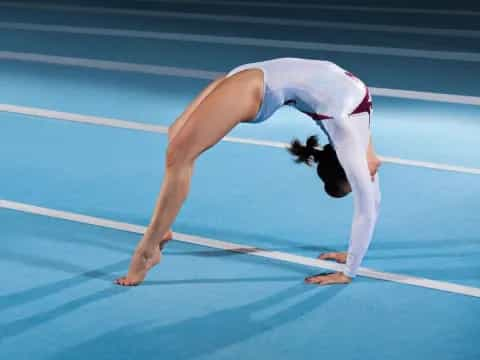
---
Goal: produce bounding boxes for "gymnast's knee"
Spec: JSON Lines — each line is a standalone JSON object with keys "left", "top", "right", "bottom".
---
{"left": 165, "top": 140, "right": 194, "bottom": 170}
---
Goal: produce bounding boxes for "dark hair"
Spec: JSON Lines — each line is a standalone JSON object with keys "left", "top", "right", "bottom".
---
{"left": 288, "top": 135, "right": 351, "bottom": 198}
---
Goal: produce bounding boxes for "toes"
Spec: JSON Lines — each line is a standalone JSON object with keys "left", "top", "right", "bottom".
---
{"left": 305, "top": 272, "right": 333, "bottom": 284}
{"left": 305, "top": 278, "right": 323, "bottom": 285}
{"left": 305, "top": 276, "right": 322, "bottom": 284}
{"left": 115, "top": 277, "right": 139, "bottom": 286}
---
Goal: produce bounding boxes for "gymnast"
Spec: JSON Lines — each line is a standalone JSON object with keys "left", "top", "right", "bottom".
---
{"left": 116, "top": 57, "right": 382, "bottom": 286}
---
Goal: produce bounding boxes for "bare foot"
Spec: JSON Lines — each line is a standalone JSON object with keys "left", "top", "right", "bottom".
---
{"left": 305, "top": 272, "right": 351, "bottom": 285}
{"left": 115, "top": 230, "right": 173, "bottom": 286}
{"left": 159, "top": 230, "right": 173, "bottom": 250}
{"left": 115, "top": 247, "right": 160, "bottom": 286}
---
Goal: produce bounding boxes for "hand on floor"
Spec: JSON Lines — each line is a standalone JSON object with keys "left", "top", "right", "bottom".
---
{"left": 305, "top": 272, "right": 351, "bottom": 285}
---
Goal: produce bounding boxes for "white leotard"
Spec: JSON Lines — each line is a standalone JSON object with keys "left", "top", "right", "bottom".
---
{"left": 227, "top": 57, "right": 381, "bottom": 277}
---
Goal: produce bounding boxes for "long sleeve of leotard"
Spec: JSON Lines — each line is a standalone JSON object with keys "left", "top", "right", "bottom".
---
{"left": 328, "top": 116, "right": 381, "bottom": 278}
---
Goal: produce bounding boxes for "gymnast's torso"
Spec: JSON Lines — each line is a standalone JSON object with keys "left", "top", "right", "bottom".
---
{"left": 227, "top": 57, "right": 379, "bottom": 278}
{"left": 226, "top": 57, "right": 369, "bottom": 123}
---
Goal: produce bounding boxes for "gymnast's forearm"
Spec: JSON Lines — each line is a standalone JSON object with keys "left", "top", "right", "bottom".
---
{"left": 344, "top": 209, "right": 377, "bottom": 278}
{"left": 344, "top": 174, "right": 381, "bottom": 278}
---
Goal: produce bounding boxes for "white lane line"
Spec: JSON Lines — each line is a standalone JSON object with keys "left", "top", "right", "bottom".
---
{"left": 2, "top": 103, "right": 480, "bottom": 175}
{"left": 2, "top": 51, "right": 480, "bottom": 106}
{"left": 379, "top": 156, "right": 480, "bottom": 175}
{"left": 370, "top": 88, "right": 480, "bottom": 106}
{"left": 0, "top": 51, "right": 221, "bottom": 80}
{"left": 136, "top": 0, "right": 480, "bottom": 17}
{"left": 1, "top": 199, "right": 479, "bottom": 298}
{"left": 1, "top": 23, "right": 479, "bottom": 62}
{"left": 0, "top": 103, "right": 300, "bottom": 149}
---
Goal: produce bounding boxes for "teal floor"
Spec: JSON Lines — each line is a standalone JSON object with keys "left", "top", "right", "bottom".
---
{"left": 1, "top": 1, "right": 479, "bottom": 359}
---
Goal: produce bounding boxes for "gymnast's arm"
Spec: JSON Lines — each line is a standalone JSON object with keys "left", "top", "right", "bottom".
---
{"left": 331, "top": 116, "right": 381, "bottom": 278}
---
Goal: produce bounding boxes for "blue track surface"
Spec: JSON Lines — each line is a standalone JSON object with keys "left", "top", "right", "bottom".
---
{"left": 1, "top": 209, "right": 479, "bottom": 360}
{"left": 1, "top": 1, "right": 479, "bottom": 359}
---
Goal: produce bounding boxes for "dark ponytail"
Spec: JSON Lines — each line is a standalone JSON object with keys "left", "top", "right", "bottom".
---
{"left": 288, "top": 135, "right": 352, "bottom": 198}
{"left": 287, "top": 135, "right": 322, "bottom": 166}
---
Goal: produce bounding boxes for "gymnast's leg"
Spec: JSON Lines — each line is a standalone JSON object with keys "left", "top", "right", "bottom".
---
{"left": 158, "top": 76, "right": 227, "bottom": 244}
{"left": 168, "top": 75, "right": 226, "bottom": 142}
{"left": 116, "top": 70, "right": 263, "bottom": 286}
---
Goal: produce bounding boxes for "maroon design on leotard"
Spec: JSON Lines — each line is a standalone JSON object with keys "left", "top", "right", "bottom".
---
{"left": 304, "top": 112, "right": 333, "bottom": 121}
{"left": 345, "top": 71, "right": 373, "bottom": 117}
{"left": 351, "top": 88, "right": 372, "bottom": 116}
{"left": 284, "top": 71, "right": 373, "bottom": 122}
{"left": 302, "top": 89, "right": 372, "bottom": 122}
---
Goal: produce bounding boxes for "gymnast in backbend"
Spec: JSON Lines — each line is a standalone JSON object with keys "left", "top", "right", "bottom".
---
{"left": 116, "top": 57, "right": 381, "bottom": 286}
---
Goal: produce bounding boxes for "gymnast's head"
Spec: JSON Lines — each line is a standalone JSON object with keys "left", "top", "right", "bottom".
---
{"left": 288, "top": 135, "right": 352, "bottom": 198}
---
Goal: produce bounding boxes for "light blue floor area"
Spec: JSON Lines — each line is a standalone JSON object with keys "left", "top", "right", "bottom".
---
{"left": 1, "top": 209, "right": 479, "bottom": 360}
{"left": 1, "top": 1, "right": 480, "bottom": 359}
{"left": 1, "top": 115, "right": 479, "bottom": 288}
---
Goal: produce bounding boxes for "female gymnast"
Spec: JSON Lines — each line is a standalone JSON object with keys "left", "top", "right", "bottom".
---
{"left": 116, "top": 57, "right": 382, "bottom": 286}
